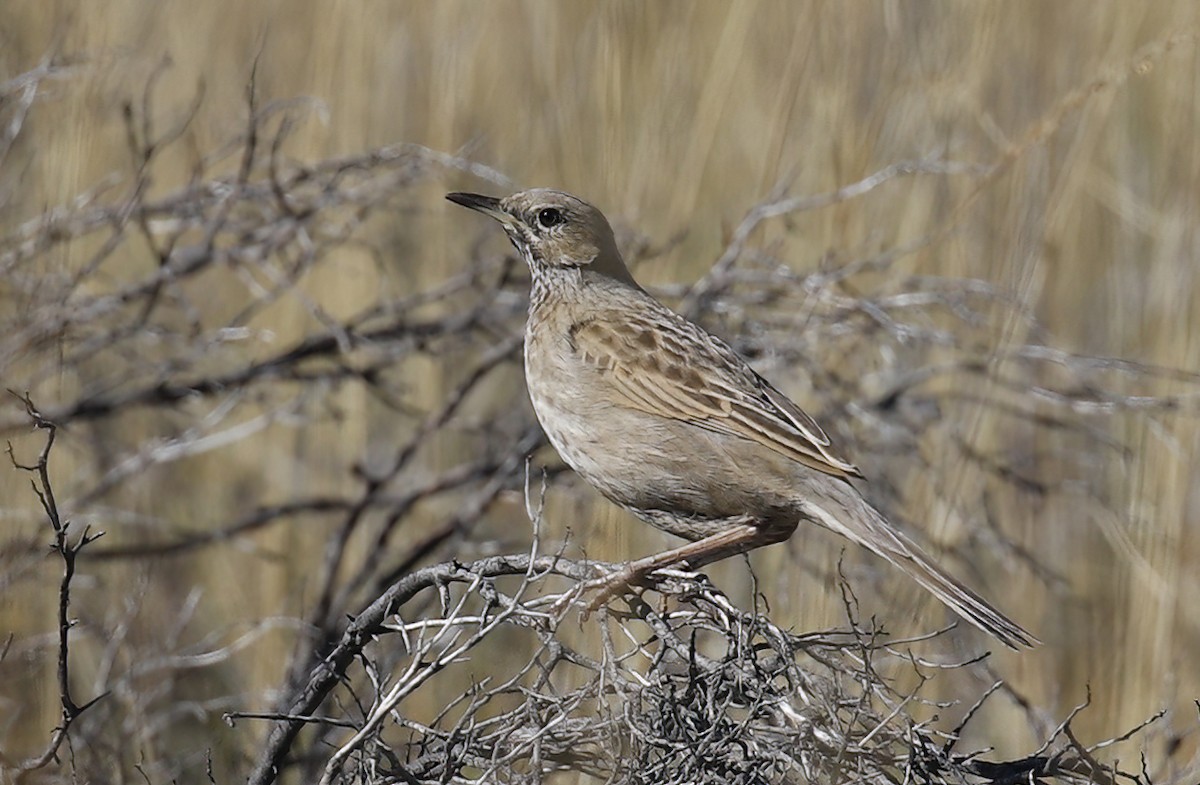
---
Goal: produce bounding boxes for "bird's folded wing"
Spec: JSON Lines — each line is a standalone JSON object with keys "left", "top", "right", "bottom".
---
{"left": 570, "top": 315, "right": 863, "bottom": 479}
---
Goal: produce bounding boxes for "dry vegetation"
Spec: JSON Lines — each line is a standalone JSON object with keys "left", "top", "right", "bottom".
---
{"left": 2, "top": 3, "right": 1199, "bottom": 784}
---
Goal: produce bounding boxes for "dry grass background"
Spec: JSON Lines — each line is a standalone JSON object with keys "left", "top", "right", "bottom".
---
{"left": 2, "top": 2, "right": 1199, "bottom": 782}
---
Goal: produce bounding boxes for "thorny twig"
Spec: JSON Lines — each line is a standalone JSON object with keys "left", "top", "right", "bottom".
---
{"left": 4, "top": 392, "right": 107, "bottom": 777}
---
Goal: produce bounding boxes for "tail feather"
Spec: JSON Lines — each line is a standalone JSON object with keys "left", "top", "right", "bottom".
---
{"left": 802, "top": 487, "right": 1038, "bottom": 650}
{"left": 881, "top": 531, "right": 1039, "bottom": 649}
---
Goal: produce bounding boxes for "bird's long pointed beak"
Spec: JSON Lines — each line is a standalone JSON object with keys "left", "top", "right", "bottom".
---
{"left": 446, "top": 192, "right": 505, "bottom": 220}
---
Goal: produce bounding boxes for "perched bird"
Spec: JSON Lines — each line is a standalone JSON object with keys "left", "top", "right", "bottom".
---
{"left": 447, "top": 188, "right": 1037, "bottom": 649}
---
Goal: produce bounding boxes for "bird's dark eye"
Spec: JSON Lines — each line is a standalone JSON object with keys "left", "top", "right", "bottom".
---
{"left": 536, "top": 208, "right": 564, "bottom": 229}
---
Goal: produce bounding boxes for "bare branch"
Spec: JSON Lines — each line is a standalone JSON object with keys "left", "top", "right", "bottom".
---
{"left": 5, "top": 393, "right": 107, "bottom": 777}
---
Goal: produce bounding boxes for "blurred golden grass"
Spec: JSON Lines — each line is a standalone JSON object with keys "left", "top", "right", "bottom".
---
{"left": 2, "top": 1, "right": 1199, "bottom": 780}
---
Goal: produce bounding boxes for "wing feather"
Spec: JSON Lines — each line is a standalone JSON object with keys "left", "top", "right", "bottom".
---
{"left": 571, "top": 312, "right": 863, "bottom": 479}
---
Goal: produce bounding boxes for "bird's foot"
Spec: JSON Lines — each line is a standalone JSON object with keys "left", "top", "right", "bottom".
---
{"left": 580, "top": 564, "right": 650, "bottom": 618}
{"left": 549, "top": 563, "right": 653, "bottom": 619}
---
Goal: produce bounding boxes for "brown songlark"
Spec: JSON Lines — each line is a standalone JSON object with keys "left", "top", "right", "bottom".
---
{"left": 447, "top": 188, "right": 1037, "bottom": 649}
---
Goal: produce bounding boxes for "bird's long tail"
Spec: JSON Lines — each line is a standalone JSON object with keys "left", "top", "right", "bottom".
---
{"left": 801, "top": 484, "right": 1038, "bottom": 650}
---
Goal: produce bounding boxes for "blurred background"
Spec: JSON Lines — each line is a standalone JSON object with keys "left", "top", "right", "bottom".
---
{"left": 1, "top": 2, "right": 1198, "bottom": 782}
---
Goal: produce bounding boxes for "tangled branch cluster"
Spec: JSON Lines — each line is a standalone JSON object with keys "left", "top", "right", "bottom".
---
{"left": 245, "top": 530, "right": 1154, "bottom": 785}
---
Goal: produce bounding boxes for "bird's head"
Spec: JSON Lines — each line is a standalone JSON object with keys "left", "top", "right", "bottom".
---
{"left": 446, "top": 188, "right": 637, "bottom": 286}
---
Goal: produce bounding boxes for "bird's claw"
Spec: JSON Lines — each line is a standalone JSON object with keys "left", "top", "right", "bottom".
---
{"left": 549, "top": 566, "right": 646, "bottom": 620}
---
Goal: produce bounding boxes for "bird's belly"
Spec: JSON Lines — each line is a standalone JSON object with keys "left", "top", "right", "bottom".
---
{"left": 528, "top": 382, "right": 650, "bottom": 500}
{"left": 528, "top": 371, "right": 794, "bottom": 526}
